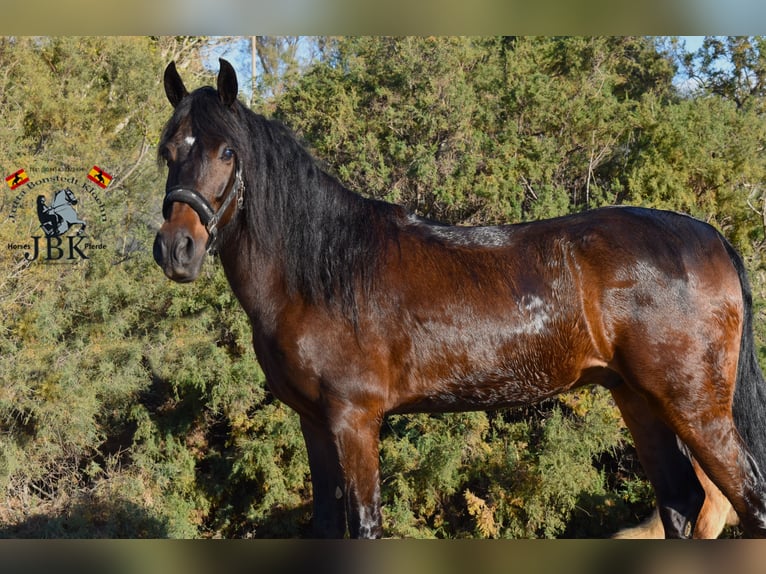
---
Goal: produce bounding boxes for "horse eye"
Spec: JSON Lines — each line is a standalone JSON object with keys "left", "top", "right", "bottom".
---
{"left": 221, "top": 148, "right": 235, "bottom": 162}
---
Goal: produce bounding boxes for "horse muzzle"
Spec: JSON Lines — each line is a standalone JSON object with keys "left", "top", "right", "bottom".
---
{"left": 154, "top": 163, "right": 244, "bottom": 281}
{"left": 153, "top": 217, "right": 207, "bottom": 283}
{"left": 154, "top": 185, "right": 231, "bottom": 282}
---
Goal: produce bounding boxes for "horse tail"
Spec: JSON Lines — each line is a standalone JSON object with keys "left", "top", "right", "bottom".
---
{"left": 721, "top": 236, "right": 766, "bottom": 476}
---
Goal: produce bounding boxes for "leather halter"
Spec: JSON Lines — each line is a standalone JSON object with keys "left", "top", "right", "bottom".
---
{"left": 162, "top": 161, "right": 245, "bottom": 254}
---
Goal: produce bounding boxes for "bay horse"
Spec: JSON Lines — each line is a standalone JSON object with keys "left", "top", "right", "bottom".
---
{"left": 153, "top": 59, "right": 766, "bottom": 539}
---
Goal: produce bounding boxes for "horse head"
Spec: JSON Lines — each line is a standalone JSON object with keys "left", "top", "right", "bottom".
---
{"left": 153, "top": 59, "right": 245, "bottom": 282}
{"left": 55, "top": 188, "right": 77, "bottom": 207}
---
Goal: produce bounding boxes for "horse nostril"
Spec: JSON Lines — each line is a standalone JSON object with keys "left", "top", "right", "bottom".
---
{"left": 153, "top": 233, "right": 167, "bottom": 266}
{"left": 174, "top": 232, "right": 196, "bottom": 265}
{"left": 154, "top": 227, "right": 202, "bottom": 282}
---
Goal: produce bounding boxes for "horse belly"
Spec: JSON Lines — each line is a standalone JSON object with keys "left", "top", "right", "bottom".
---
{"left": 390, "top": 325, "right": 596, "bottom": 414}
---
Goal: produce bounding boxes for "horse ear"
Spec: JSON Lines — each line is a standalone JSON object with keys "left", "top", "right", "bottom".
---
{"left": 217, "top": 58, "right": 239, "bottom": 108}
{"left": 164, "top": 61, "right": 188, "bottom": 108}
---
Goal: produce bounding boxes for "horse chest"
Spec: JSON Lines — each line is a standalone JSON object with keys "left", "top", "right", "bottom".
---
{"left": 249, "top": 317, "right": 371, "bottom": 414}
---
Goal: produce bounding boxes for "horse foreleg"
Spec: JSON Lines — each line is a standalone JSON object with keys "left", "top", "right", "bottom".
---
{"left": 300, "top": 416, "right": 347, "bottom": 538}
{"left": 610, "top": 383, "right": 705, "bottom": 539}
{"left": 328, "top": 404, "right": 384, "bottom": 539}
{"left": 301, "top": 406, "right": 384, "bottom": 539}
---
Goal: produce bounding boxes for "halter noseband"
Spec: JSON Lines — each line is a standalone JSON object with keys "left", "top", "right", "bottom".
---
{"left": 162, "top": 162, "right": 245, "bottom": 254}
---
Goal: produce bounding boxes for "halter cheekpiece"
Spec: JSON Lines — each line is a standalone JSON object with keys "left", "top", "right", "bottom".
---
{"left": 162, "top": 161, "right": 245, "bottom": 254}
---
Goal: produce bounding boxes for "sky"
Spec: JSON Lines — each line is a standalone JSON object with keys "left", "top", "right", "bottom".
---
{"left": 201, "top": 37, "right": 317, "bottom": 103}
{"left": 682, "top": 36, "right": 704, "bottom": 53}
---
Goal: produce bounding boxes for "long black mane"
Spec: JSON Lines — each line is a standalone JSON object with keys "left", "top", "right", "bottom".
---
{"left": 160, "top": 86, "right": 403, "bottom": 316}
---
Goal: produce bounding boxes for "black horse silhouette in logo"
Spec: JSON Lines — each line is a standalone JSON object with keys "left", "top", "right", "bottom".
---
{"left": 93, "top": 169, "right": 106, "bottom": 185}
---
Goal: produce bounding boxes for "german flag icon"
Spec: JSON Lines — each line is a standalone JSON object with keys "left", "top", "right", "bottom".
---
{"left": 5, "top": 169, "right": 29, "bottom": 190}
{"left": 87, "top": 166, "right": 112, "bottom": 188}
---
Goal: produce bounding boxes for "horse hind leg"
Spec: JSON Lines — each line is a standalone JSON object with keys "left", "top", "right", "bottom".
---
{"left": 613, "top": 455, "right": 737, "bottom": 538}
{"left": 672, "top": 414, "right": 766, "bottom": 537}
{"left": 692, "top": 458, "right": 739, "bottom": 537}
{"left": 612, "top": 508, "right": 665, "bottom": 539}
{"left": 610, "top": 383, "right": 705, "bottom": 538}
{"left": 618, "top": 357, "right": 766, "bottom": 537}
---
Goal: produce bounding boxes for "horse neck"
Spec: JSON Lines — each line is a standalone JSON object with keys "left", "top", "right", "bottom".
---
{"left": 217, "top": 231, "right": 294, "bottom": 336}
{"left": 217, "top": 176, "right": 399, "bottom": 333}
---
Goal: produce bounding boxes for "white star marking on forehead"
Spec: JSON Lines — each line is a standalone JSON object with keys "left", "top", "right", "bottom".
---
{"left": 185, "top": 136, "right": 196, "bottom": 146}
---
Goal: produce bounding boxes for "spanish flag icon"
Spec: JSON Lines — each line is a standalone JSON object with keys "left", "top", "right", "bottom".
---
{"left": 5, "top": 168, "right": 29, "bottom": 190}
{"left": 87, "top": 165, "right": 112, "bottom": 188}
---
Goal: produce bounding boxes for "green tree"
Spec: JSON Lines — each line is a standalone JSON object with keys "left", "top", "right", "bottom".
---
{"left": 275, "top": 37, "right": 677, "bottom": 224}
{"left": 681, "top": 36, "right": 766, "bottom": 111}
